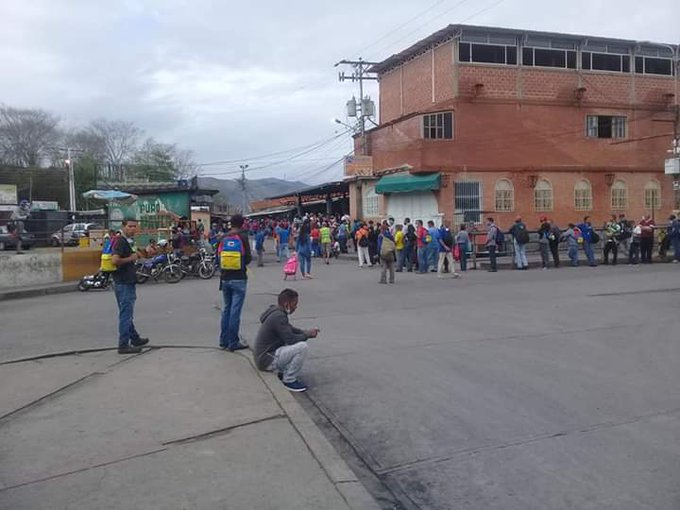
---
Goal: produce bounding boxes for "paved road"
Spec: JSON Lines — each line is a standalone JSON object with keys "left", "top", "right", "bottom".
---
{"left": 2, "top": 251, "right": 680, "bottom": 509}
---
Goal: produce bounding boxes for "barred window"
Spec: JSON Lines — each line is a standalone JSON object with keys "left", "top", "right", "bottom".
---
{"left": 494, "top": 179, "right": 514, "bottom": 212}
{"left": 586, "top": 115, "right": 626, "bottom": 139}
{"left": 363, "top": 185, "right": 379, "bottom": 217}
{"left": 644, "top": 180, "right": 661, "bottom": 210}
{"left": 574, "top": 179, "right": 593, "bottom": 211}
{"left": 533, "top": 179, "right": 553, "bottom": 212}
{"left": 610, "top": 180, "right": 628, "bottom": 210}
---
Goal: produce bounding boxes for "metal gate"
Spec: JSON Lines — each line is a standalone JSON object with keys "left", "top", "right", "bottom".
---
{"left": 454, "top": 180, "right": 482, "bottom": 225}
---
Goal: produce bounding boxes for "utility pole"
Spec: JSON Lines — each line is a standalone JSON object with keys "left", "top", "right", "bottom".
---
{"left": 335, "top": 59, "right": 379, "bottom": 155}
{"left": 239, "top": 164, "right": 249, "bottom": 214}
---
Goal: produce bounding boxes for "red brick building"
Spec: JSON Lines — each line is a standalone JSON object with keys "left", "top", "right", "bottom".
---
{"left": 347, "top": 25, "right": 680, "bottom": 229}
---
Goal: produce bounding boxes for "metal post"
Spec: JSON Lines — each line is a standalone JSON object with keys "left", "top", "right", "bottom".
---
{"left": 68, "top": 148, "right": 76, "bottom": 212}
{"left": 239, "top": 164, "right": 248, "bottom": 214}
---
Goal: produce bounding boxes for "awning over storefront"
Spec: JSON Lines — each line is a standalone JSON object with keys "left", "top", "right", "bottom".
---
{"left": 375, "top": 173, "right": 441, "bottom": 194}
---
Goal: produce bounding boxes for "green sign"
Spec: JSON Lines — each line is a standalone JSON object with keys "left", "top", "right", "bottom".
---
{"left": 109, "top": 191, "right": 190, "bottom": 231}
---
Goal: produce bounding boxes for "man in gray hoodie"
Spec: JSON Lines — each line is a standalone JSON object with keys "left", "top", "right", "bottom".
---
{"left": 253, "top": 289, "right": 319, "bottom": 392}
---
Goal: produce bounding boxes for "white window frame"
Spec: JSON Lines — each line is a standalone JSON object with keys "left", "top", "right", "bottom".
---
{"left": 363, "top": 184, "right": 379, "bottom": 218}
{"left": 494, "top": 179, "right": 514, "bottom": 212}
{"left": 574, "top": 179, "right": 593, "bottom": 211}
{"left": 610, "top": 180, "right": 628, "bottom": 210}
{"left": 533, "top": 179, "right": 553, "bottom": 212}
{"left": 586, "top": 115, "right": 627, "bottom": 139}
{"left": 644, "top": 180, "right": 661, "bottom": 210}
{"left": 422, "top": 112, "right": 454, "bottom": 140}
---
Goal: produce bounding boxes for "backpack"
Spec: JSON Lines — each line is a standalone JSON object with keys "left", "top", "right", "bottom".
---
{"left": 515, "top": 224, "right": 529, "bottom": 245}
{"left": 590, "top": 231, "right": 600, "bottom": 244}
{"left": 220, "top": 234, "right": 245, "bottom": 271}
{"left": 380, "top": 236, "right": 396, "bottom": 258}
{"left": 100, "top": 238, "right": 117, "bottom": 272}
{"left": 442, "top": 229, "right": 454, "bottom": 248}
{"left": 670, "top": 221, "right": 680, "bottom": 239}
{"left": 406, "top": 225, "right": 417, "bottom": 243}
{"left": 495, "top": 227, "right": 505, "bottom": 246}
{"left": 358, "top": 234, "right": 369, "bottom": 247}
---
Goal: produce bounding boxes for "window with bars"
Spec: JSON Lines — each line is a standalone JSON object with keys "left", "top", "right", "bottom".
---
{"left": 423, "top": 112, "right": 453, "bottom": 140}
{"left": 454, "top": 181, "right": 482, "bottom": 223}
{"left": 363, "top": 185, "right": 379, "bottom": 217}
{"left": 574, "top": 179, "right": 593, "bottom": 210}
{"left": 586, "top": 115, "right": 626, "bottom": 139}
{"left": 533, "top": 179, "right": 553, "bottom": 212}
{"left": 494, "top": 179, "right": 514, "bottom": 212}
{"left": 610, "top": 180, "right": 628, "bottom": 210}
{"left": 644, "top": 180, "right": 661, "bottom": 210}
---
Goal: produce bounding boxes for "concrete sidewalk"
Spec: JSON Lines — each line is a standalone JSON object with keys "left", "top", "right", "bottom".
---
{"left": 0, "top": 347, "right": 379, "bottom": 510}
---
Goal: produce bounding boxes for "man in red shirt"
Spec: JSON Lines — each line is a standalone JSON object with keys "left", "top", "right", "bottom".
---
{"left": 639, "top": 215, "right": 655, "bottom": 263}
{"left": 415, "top": 220, "right": 429, "bottom": 273}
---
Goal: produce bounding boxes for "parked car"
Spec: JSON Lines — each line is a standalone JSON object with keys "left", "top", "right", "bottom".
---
{"left": 50, "top": 223, "right": 103, "bottom": 246}
{"left": 0, "top": 225, "right": 34, "bottom": 251}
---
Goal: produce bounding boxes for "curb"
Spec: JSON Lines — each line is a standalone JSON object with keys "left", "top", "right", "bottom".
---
{"left": 0, "top": 282, "right": 78, "bottom": 302}
{"left": 250, "top": 356, "right": 382, "bottom": 510}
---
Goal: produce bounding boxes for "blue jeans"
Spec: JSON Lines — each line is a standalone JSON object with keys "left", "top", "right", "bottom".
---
{"left": 278, "top": 244, "right": 290, "bottom": 263}
{"left": 298, "top": 242, "right": 312, "bottom": 274}
{"left": 583, "top": 241, "right": 597, "bottom": 266}
{"left": 671, "top": 237, "right": 680, "bottom": 261}
{"left": 220, "top": 279, "right": 247, "bottom": 348}
{"left": 513, "top": 240, "right": 528, "bottom": 268}
{"left": 114, "top": 283, "right": 140, "bottom": 348}
{"left": 458, "top": 243, "right": 467, "bottom": 271}
{"left": 568, "top": 245, "right": 579, "bottom": 266}
{"left": 417, "top": 246, "right": 428, "bottom": 272}
{"left": 427, "top": 245, "right": 438, "bottom": 270}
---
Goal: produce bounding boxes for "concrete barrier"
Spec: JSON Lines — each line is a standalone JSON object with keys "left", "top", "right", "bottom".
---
{"left": 0, "top": 252, "right": 63, "bottom": 288}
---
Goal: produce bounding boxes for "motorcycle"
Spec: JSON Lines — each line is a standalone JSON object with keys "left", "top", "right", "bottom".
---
{"left": 178, "top": 248, "right": 215, "bottom": 280}
{"left": 136, "top": 252, "right": 183, "bottom": 284}
{"left": 78, "top": 270, "right": 113, "bottom": 291}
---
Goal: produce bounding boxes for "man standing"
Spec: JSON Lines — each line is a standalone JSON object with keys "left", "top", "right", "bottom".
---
{"left": 111, "top": 219, "right": 149, "bottom": 354}
{"left": 218, "top": 214, "right": 252, "bottom": 351}
{"left": 253, "top": 289, "right": 319, "bottom": 392}
{"left": 437, "top": 222, "right": 458, "bottom": 278}
{"left": 639, "top": 215, "right": 655, "bottom": 263}
{"left": 486, "top": 217, "right": 499, "bottom": 272}
{"left": 403, "top": 219, "right": 416, "bottom": 272}
{"left": 561, "top": 223, "right": 580, "bottom": 267}
{"left": 577, "top": 216, "right": 598, "bottom": 267}
{"left": 319, "top": 221, "right": 332, "bottom": 265}
{"left": 548, "top": 219, "right": 561, "bottom": 268}
{"left": 667, "top": 215, "right": 680, "bottom": 263}
{"left": 355, "top": 223, "right": 372, "bottom": 267}
{"left": 603, "top": 214, "right": 622, "bottom": 265}
{"left": 275, "top": 221, "right": 290, "bottom": 263}
{"left": 617, "top": 214, "right": 631, "bottom": 256}
{"left": 10, "top": 200, "right": 30, "bottom": 254}
{"left": 415, "top": 220, "right": 429, "bottom": 273}
{"left": 427, "top": 220, "right": 439, "bottom": 272}
{"left": 508, "top": 216, "right": 529, "bottom": 270}
{"left": 537, "top": 216, "right": 551, "bottom": 270}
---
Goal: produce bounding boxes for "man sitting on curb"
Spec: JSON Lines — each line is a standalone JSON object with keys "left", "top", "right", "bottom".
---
{"left": 253, "top": 288, "right": 320, "bottom": 392}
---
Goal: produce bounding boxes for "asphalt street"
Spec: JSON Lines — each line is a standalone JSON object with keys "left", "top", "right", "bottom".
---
{"left": 1, "top": 248, "right": 679, "bottom": 509}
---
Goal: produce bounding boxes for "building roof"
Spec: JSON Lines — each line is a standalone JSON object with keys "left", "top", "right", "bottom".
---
{"left": 370, "top": 24, "right": 679, "bottom": 74}
{"left": 104, "top": 181, "right": 219, "bottom": 196}
{"left": 265, "top": 180, "right": 349, "bottom": 200}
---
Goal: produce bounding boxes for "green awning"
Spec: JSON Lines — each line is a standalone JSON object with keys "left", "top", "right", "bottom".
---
{"left": 375, "top": 173, "right": 441, "bottom": 194}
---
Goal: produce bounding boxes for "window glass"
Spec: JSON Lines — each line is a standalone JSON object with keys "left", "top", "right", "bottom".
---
{"left": 471, "top": 44, "right": 507, "bottom": 64}
{"left": 644, "top": 57, "right": 672, "bottom": 75}
{"left": 506, "top": 46, "right": 517, "bottom": 65}
{"left": 534, "top": 179, "right": 553, "bottom": 212}
{"left": 522, "top": 48, "right": 533, "bottom": 66}
{"left": 567, "top": 51, "right": 577, "bottom": 69}
{"left": 592, "top": 53, "right": 622, "bottom": 72}
{"left": 611, "top": 180, "right": 628, "bottom": 210}
{"left": 459, "top": 42, "right": 471, "bottom": 62}
{"left": 534, "top": 48, "right": 566, "bottom": 68}
{"left": 494, "top": 179, "right": 514, "bottom": 212}
{"left": 635, "top": 56, "right": 644, "bottom": 74}
{"left": 644, "top": 181, "right": 661, "bottom": 210}
{"left": 574, "top": 180, "right": 593, "bottom": 211}
{"left": 582, "top": 52, "right": 591, "bottom": 70}
{"left": 423, "top": 112, "right": 454, "bottom": 140}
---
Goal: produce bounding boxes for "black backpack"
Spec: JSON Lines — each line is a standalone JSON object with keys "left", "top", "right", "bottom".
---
{"left": 515, "top": 224, "right": 530, "bottom": 245}
{"left": 406, "top": 224, "right": 417, "bottom": 243}
{"left": 442, "top": 229, "right": 454, "bottom": 248}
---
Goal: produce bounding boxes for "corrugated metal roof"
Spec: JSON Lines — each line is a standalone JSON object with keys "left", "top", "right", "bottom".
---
{"left": 370, "top": 24, "right": 678, "bottom": 74}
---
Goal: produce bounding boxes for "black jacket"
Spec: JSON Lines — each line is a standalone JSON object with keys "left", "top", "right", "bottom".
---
{"left": 253, "top": 305, "right": 309, "bottom": 370}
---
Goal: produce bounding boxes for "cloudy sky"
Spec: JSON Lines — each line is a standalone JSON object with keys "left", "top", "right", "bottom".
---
{"left": 2, "top": 0, "right": 678, "bottom": 183}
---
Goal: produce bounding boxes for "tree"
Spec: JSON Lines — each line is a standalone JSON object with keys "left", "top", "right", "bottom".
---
{"left": 130, "top": 138, "right": 198, "bottom": 182}
{"left": 87, "top": 119, "right": 141, "bottom": 166}
{"left": 0, "top": 106, "right": 61, "bottom": 167}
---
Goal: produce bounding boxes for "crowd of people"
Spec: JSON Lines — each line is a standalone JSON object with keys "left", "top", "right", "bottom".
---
{"left": 107, "top": 211, "right": 679, "bottom": 394}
